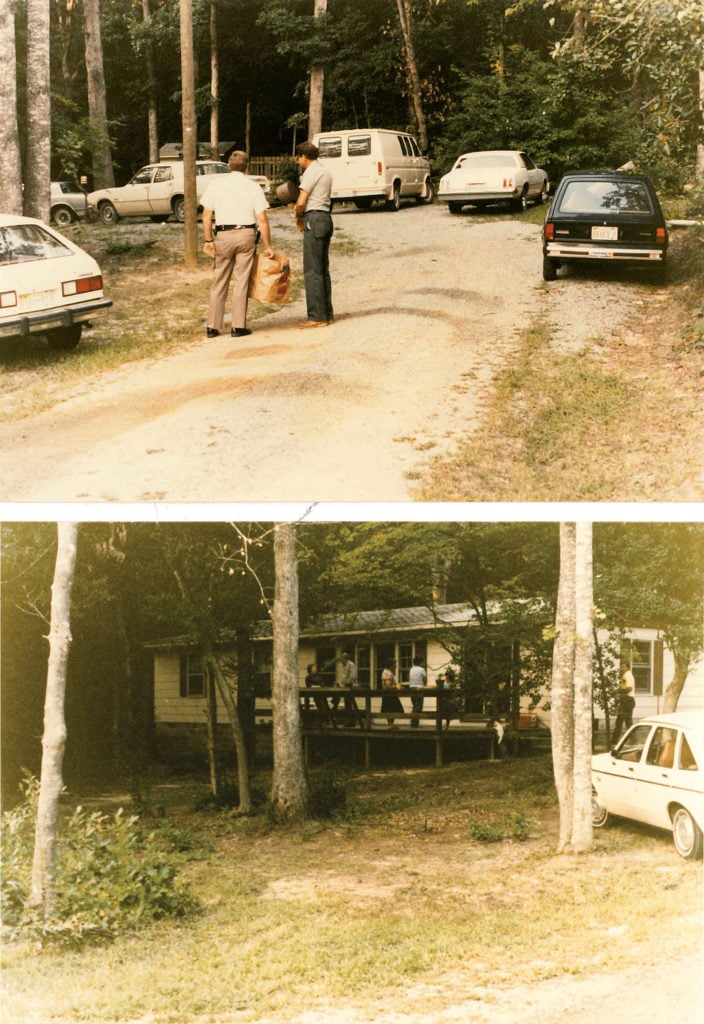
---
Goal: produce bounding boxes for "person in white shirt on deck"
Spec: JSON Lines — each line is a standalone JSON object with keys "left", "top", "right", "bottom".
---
{"left": 201, "top": 151, "right": 273, "bottom": 338}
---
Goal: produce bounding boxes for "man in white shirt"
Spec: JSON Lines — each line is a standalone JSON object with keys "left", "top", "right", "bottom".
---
{"left": 201, "top": 151, "right": 273, "bottom": 338}
{"left": 408, "top": 656, "right": 427, "bottom": 727}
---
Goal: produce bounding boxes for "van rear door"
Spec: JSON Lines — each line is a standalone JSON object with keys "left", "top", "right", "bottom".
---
{"left": 318, "top": 133, "right": 382, "bottom": 200}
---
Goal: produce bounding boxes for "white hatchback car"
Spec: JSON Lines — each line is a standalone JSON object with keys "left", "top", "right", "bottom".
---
{"left": 591, "top": 712, "right": 704, "bottom": 859}
{"left": 438, "top": 149, "right": 549, "bottom": 213}
{"left": 0, "top": 214, "right": 111, "bottom": 350}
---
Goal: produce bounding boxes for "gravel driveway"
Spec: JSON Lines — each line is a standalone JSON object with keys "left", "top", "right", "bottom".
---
{"left": 0, "top": 203, "right": 643, "bottom": 503}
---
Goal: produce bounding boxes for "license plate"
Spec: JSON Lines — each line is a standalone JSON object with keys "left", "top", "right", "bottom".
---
{"left": 591, "top": 225, "right": 618, "bottom": 241}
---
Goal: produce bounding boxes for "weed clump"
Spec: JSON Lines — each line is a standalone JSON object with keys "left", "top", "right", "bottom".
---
{"left": 1, "top": 778, "right": 198, "bottom": 947}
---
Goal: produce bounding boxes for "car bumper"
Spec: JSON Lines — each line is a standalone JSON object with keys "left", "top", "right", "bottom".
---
{"left": 0, "top": 297, "right": 113, "bottom": 340}
{"left": 544, "top": 242, "right": 665, "bottom": 262}
{"left": 438, "top": 190, "right": 517, "bottom": 203}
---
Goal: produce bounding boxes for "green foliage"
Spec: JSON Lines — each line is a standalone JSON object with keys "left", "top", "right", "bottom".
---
{"left": 468, "top": 811, "right": 530, "bottom": 843}
{"left": 1, "top": 778, "right": 198, "bottom": 947}
{"left": 308, "top": 770, "right": 351, "bottom": 820}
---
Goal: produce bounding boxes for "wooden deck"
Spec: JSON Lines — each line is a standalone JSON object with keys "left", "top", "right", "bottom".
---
{"left": 254, "top": 687, "right": 499, "bottom": 767}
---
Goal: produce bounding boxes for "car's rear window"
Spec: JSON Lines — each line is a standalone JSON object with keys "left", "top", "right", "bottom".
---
{"left": 0, "top": 224, "right": 71, "bottom": 264}
{"left": 680, "top": 734, "right": 698, "bottom": 771}
{"left": 458, "top": 153, "right": 516, "bottom": 168}
{"left": 348, "top": 136, "right": 371, "bottom": 157}
{"left": 318, "top": 138, "right": 342, "bottom": 159}
{"left": 559, "top": 179, "right": 653, "bottom": 215}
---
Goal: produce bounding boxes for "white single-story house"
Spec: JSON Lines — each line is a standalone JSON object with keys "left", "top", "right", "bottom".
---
{"left": 146, "top": 603, "right": 703, "bottom": 735}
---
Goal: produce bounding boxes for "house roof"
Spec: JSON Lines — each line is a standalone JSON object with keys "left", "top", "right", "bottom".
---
{"left": 143, "top": 602, "right": 478, "bottom": 650}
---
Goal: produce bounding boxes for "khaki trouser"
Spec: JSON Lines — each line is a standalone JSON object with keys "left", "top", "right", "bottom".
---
{"left": 207, "top": 227, "right": 256, "bottom": 331}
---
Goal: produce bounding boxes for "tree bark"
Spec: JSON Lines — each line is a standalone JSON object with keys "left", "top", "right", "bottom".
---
{"left": 552, "top": 523, "right": 576, "bottom": 853}
{"left": 180, "top": 0, "right": 198, "bottom": 268}
{"left": 697, "top": 68, "right": 704, "bottom": 178}
{"left": 571, "top": 522, "right": 593, "bottom": 853}
{"left": 142, "top": 0, "right": 160, "bottom": 164}
{"left": 28, "top": 523, "right": 78, "bottom": 916}
{"left": 205, "top": 646, "right": 252, "bottom": 812}
{"left": 308, "top": 0, "right": 327, "bottom": 138}
{"left": 270, "top": 523, "right": 309, "bottom": 822}
{"left": 0, "top": 0, "right": 23, "bottom": 214}
{"left": 84, "top": 0, "right": 114, "bottom": 188}
{"left": 24, "top": 0, "right": 51, "bottom": 221}
{"left": 663, "top": 649, "right": 691, "bottom": 713}
{"left": 395, "top": 0, "right": 428, "bottom": 151}
{"left": 209, "top": 0, "right": 219, "bottom": 159}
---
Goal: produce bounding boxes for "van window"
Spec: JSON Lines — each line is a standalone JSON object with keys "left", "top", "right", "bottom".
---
{"left": 397, "top": 136, "right": 410, "bottom": 156}
{"left": 409, "top": 137, "right": 421, "bottom": 157}
{"left": 348, "top": 135, "right": 371, "bottom": 157}
{"left": 319, "top": 137, "right": 342, "bottom": 159}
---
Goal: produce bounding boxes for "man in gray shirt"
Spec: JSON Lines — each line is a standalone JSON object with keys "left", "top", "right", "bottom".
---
{"left": 294, "top": 142, "right": 333, "bottom": 328}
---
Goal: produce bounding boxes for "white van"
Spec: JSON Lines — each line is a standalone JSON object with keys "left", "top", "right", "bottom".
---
{"left": 312, "top": 129, "right": 433, "bottom": 210}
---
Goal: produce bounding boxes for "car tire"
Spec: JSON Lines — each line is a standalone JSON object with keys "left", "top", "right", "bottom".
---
{"left": 386, "top": 182, "right": 401, "bottom": 212}
{"left": 47, "top": 324, "right": 82, "bottom": 351}
{"left": 52, "top": 205, "right": 74, "bottom": 228}
{"left": 672, "top": 807, "right": 703, "bottom": 860}
{"left": 173, "top": 196, "right": 186, "bottom": 222}
{"left": 537, "top": 182, "right": 549, "bottom": 205}
{"left": 542, "top": 255, "right": 558, "bottom": 281}
{"left": 416, "top": 178, "right": 434, "bottom": 205}
{"left": 99, "top": 201, "right": 120, "bottom": 225}
{"left": 513, "top": 190, "right": 528, "bottom": 213}
{"left": 592, "top": 791, "right": 609, "bottom": 828}
{"left": 448, "top": 202, "right": 463, "bottom": 215}
{"left": 353, "top": 198, "right": 374, "bottom": 210}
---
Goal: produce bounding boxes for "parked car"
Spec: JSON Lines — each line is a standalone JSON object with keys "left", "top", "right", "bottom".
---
{"left": 51, "top": 181, "right": 88, "bottom": 227}
{"left": 591, "top": 712, "right": 704, "bottom": 860}
{"left": 542, "top": 171, "right": 668, "bottom": 282}
{"left": 87, "top": 160, "right": 229, "bottom": 224}
{"left": 312, "top": 128, "right": 433, "bottom": 210}
{"left": 437, "top": 150, "right": 548, "bottom": 214}
{"left": 0, "top": 214, "right": 111, "bottom": 350}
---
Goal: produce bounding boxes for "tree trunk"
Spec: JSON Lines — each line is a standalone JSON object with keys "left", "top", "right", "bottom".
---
{"left": 571, "top": 522, "right": 593, "bottom": 853}
{"left": 697, "top": 68, "right": 704, "bottom": 178}
{"left": 270, "top": 523, "right": 309, "bottom": 822}
{"left": 0, "top": 0, "right": 23, "bottom": 214}
{"left": 209, "top": 0, "right": 219, "bottom": 159}
{"left": 663, "top": 649, "right": 691, "bottom": 712}
{"left": 592, "top": 628, "right": 612, "bottom": 744}
{"left": 308, "top": 0, "right": 327, "bottom": 138}
{"left": 28, "top": 523, "right": 78, "bottom": 916}
{"left": 205, "top": 664, "right": 219, "bottom": 796}
{"left": 204, "top": 646, "right": 252, "bottom": 813}
{"left": 180, "top": 0, "right": 198, "bottom": 268}
{"left": 552, "top": 523, "right": 576, "bottom": 853}
{"left": 142, "top": 0, "right": 159, "bottom": 164}
{"left": 395, "top": 0, "right": 428, "bottom": 151}
{"left": 84, "top": 0, "right": 114, "bottom": 189}
{"left": 24, "top": 0, "right": 51, "bottom": 221}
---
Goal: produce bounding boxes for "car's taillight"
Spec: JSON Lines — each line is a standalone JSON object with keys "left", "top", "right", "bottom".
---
{"left": 62, "top": 275, "right": 102, "bottom": 296}
{"left": 0, "top": 290, "right": 18, "bottom": 309}
{"left": 656, "top": 226, "right": 667, "bottom": 244}
{"left": 544, "top": 223, "right": 555, "bottom": 241}
{"left": 503, "top": 177, "right": 514, "bottom": 189}
{"left": 377, "top": 161, "right": 383, "bottom": 175}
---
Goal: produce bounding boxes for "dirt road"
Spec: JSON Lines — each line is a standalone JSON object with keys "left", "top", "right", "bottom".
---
{"left": 0, "top": 205, "right": 644, "bottom": 502}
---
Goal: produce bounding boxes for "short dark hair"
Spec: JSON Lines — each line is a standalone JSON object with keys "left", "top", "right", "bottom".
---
{"left": 228, "top": 150, "right": 249, "bottom": 172}
{"left": 296, "top": 141, "right": 319, "bottom": 161}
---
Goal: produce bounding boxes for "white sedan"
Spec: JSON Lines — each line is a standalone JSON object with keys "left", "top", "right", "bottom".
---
{"left": 591, "top": 712, "right": 704, "bottom": 859}
{"left": 0, "top": 214, "right": 111, "bottom": 350}
{"left": 438, "top": 149, "right": 549, "bottom": 213}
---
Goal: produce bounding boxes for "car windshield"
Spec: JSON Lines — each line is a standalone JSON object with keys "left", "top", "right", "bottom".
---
{"left": 0, "top": 224, "right": 71, "bottom": 265}
{"left": 457, "top": 153, "right": 515, "bottom": 168}
{"left": 559, "top": 179, "right": 653, "bottom": 215}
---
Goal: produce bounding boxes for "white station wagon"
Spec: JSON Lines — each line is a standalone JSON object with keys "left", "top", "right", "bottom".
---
{"left": 591, "top": 712, "right": 704, "bottom": 859}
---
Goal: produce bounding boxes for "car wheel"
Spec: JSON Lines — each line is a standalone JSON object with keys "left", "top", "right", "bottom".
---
{"left": 542, "top": 255, "right": 558, "bottom": 281}
{"left": 386, "top": 182, "right": 401, "bottom": 212}
{"left": 537, "top": 182, "right": 549, "bottom": 205}
{"left": 173, "top": 196, "right": 186, "bottom": 222}
{"left": 150, "top": 214, "right": 170, "bottom": 223}
{"left": 416, "top": 178, "right": 434, "bottom": 205}
{"left": 47, "top": 324, "right": 82, "bottom": 351}
{"left": 353, "top": 198, "right": 374, "bottom": 210}
{"left": 448, "top": 202, "right": 463, "bottom": 215}
{"left": 592, "top": 791, "right": 609, "bottom": 828}
{"left": 52, "top": 205, "right": 74, "bottom": 228}
{"left": 99, "top": 201, "right": 119, "bottom": 225}
{"left": 513, "top": 190, "right": 528, "bottom": 213}
{"left": 672, "top": 807, "right": 703, "bottom": 860}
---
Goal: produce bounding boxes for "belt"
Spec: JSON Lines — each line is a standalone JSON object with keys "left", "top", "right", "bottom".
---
{"left": 215, "top": 224, "right": 255, "bottom": 232}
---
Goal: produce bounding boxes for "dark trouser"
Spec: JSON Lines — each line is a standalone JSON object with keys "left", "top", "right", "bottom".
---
{"left": 303, "top": 210, "right": 333, "bottom": 322}
{"left": 612, "top": 714, "right": 632, "bottom": 743}
{"left": 410, "top": 692, "right": 423, "bottom": 727}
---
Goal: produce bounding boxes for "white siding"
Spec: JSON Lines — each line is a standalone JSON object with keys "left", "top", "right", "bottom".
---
{"left": 154, "top": 652, "right": 232, "bottom": 724}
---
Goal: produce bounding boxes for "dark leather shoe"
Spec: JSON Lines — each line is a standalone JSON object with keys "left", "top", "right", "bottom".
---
{"left": 231, "top": 328, "right": 252, "bottom": 337}
{"left": 206, "top": 327, "right": 219, "bottom": 338}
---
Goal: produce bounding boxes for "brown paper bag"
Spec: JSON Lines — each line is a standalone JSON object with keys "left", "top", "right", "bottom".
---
{"left": 248, "top": 252, "right": 291, "bottom": 305}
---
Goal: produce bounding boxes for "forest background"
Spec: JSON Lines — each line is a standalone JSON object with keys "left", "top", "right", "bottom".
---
{"left": 2, "top": 520, "right": 703, "bottom": 808}
{"left": 7, "top": 0, "right": 704, "bottom": 201}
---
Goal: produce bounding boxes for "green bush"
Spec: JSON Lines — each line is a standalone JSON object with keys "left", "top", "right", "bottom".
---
{"left": 468, "top": 811, "right": 530, "bottom": 843}
{"left": 1, "top": 777, "right": 198, "bottom": 946}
